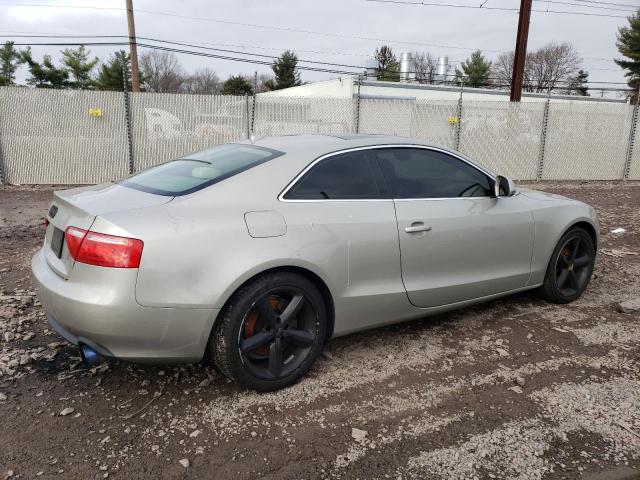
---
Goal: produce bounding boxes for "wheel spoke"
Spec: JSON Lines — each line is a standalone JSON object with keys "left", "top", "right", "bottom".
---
{"left": 283, "top": 328, "right": 315, "bottom": 345}
{"left": 256, "top": 297, "right": 278, "bottom": 327}
{"left": 280, "top": 295, "right": 305, "bottom": 326}
{"left": 240, "top": 331, "right": 273, "bottom": 353}
{"left": 557, "top": 268, "right": 570, "bottom": 288}
{"left": 573, "top": 255, "right": 590, "bottom": 268}
{"left": 268, "top": 338, "right": 283, "bottom": 378}
{"left": 571, "top": 237, "right": 582, "bottom": 261}
{"left": 568, "top": 271, "right": 579, "bottom": 289}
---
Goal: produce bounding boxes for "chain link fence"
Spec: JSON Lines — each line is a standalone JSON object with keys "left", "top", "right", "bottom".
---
{"left": 0, "top": 86, "right": 638, "bottom": 185}
{"left": 253, "top": 96, "right": 354, "bottom": 137}
{"left": 624, "top": 106, "right": 640, "bottom": 181}
{"left": 0, "top": 87, "right": 129, "bottom": 184}
{"left": 458, "top": 101, "right": 545, "bottom": 181}
{"left": 129, "top": 92, "right": 250, "bottom": 171}
{"left": 542, "top": 102, "right": 635, "bottom": 180}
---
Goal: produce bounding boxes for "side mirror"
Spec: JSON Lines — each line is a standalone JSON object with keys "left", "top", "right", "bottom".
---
{"left": 494, "top": 175, "right": 515, "bottom": 197}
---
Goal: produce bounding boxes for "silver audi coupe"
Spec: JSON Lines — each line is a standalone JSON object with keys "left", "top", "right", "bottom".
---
{"left": 32, "top": 134, "right": 598, "bottom": 391}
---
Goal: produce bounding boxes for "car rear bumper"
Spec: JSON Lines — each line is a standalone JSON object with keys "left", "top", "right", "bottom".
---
{"left": 31, "top": 248, "right": 218, "bottom": 363}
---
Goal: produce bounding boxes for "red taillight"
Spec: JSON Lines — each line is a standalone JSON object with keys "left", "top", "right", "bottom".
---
{"left": 64, "top": 227, "right": 143, "bottom": 268}
{"left": 44, "top": 217, "right": 49, "bottom": 228}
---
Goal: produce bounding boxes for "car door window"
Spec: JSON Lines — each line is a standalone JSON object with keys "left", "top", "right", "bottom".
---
{"left": 284, "top": 150, "right": 386, "bottom": 200}
{"left": 374, "top": 148, "right": 492, "bottom": 199}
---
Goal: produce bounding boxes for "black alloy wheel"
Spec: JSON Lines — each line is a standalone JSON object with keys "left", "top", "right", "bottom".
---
{"left": 540, "top": 227, "right": 595, "bottom": 304}
{"left": 212, "top": 272, "right": 327, "bottom": 391}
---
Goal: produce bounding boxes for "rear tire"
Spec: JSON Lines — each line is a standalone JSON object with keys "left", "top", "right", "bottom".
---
{"left": 211, "top": 272, "right": 327, "bottom": 392}
{"left": 539, "top": 227, "right": 595, "bottom": 304}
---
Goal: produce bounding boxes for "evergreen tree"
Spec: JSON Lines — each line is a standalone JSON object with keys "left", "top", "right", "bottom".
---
{"left": 95, "top": 50, "right": 131, "bottom": 91}
{"left": 455, "top": 50, "right": 492, "bottom": 88}
{"left": 0, "top": 41, "right": 23, "bottom": 86}
{"left": 221, "top": 75, "right": 254, "bottom": 95}
{"left": 375, "top": 45, "right": 400, "bottom": 82}
{"left": 615, "top": 10, "right": 640, "bottom": 89}
{"left": 266, "top": 50, "right": 302, "bottom": 90}
{"left": 21, "top": 48, "right": 69, "bottom": 88}
{"left": 61, "top": 45, "right": 99, "bottom": 89}
{"left": 571, "top": 69, "right": 589, "bottom": 96}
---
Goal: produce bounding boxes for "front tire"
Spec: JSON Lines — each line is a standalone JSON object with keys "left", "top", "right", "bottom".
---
{"left": 539, "top": 227, "right": 595, "bottom": 304}
{"left": 211, "top": 272, "right": 327, "bottom": 391}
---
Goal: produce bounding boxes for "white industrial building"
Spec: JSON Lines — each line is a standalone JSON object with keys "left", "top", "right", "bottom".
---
{"left": 260, "top": 54, "right": 624, "bottom": 104}
{"left": 260, "top": 76, "right": 624, "bottom": 103}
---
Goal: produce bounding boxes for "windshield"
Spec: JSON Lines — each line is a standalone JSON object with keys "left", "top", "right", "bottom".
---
{"left": 119, "top": 144, "right": 284, "bottom": 196}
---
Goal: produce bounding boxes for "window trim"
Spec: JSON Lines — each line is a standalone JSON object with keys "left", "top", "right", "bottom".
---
{"left": 278, "top": 144, "right": 496, "bottom": 203}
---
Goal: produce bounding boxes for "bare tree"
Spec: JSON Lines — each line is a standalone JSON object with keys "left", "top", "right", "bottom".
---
{"left": 181, "top": 68, "right": 220, "bottom": 95}
{"left": 527, "top": 42, "right": 581, "bottom": 93}
{"left": 492, "top": 42, "right": 582, "bottom": 94}
{"left": 139, "top": 50, "right": 184, "bottom": 93}
{"left": 411, "top": 52, "right": 437, "bottom": 84}
{"left": 491, "top": 52, "right": 517, "bottom": 89}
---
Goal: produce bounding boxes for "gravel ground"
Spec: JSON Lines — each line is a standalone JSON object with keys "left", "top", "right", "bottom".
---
{"left": 1, "top": 181, "right": 639, "bottom": 480}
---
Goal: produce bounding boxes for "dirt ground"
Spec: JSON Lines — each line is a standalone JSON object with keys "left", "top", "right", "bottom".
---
{"left": 1, "top": 182, "right": 640, "bottom": 480}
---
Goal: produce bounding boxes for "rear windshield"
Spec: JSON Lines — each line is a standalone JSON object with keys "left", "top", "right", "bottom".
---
{"left": 119, "top": 144, "right": 284, "bottom": 196}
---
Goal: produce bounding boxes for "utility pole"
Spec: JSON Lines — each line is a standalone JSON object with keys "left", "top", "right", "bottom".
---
{"left": 126, "top": 0, "right": 141, "bottom": 92}
{"left": 509, "top": 0, "right": 532, "bottom": 102}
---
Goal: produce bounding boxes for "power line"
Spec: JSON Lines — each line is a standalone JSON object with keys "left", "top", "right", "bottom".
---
{"left": 2, "top": 32, "right": 625, "bottom": 69}
{"left": 4, "top": 35, "right": 369, "bottom": 70}
{"left": 365, "top": 0, "right": 630, "bottom": 17}
{"left": 572, "top": 0, "right": 640, "bottom": 8}
{"left": 0, "top": 0, "right": 630, "bottom": 17}
{"left": 0, "top": 31, "right": 378, "bottom": 58}
{"left": 0, "top": 2, "right": 512, "bottom": 53}
{"left": 0, "top": 2, "right": 121, "bottom": 11}
{"left": 532, "top": 0, "right": 637, "bottom": 12}
{"left": 1, "top": 3, "right": 626, "bottom": 60}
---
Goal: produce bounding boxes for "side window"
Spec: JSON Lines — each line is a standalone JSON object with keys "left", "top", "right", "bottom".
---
{"left": 374, "top": 148, "right": 492, "bottom": 199}
{"left": 284, "top": 150, "right": 386, "bottom": 200}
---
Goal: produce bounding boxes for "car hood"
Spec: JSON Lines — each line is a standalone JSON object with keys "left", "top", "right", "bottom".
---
{"left": 518, "top": 188, "right": 572, "bottom": 202}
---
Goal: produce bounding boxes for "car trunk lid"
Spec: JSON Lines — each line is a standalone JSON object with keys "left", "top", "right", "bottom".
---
{"left": 44, "top": 183, "right": 172, "bottom": 278}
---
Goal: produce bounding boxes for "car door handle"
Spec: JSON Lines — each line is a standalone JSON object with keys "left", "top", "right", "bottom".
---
{"left": 404, "top": 223, "right": 432, "bottom": 233}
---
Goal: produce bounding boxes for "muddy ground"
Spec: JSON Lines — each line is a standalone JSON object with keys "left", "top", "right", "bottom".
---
{"left": 1, "top": 182, "right": 640, "bottom": 480}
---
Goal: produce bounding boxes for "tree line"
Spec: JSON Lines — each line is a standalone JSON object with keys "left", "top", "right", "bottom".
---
{"left": 1, "top": 9, "right": 638, "bottom": 98}
{"left": 0, "top": 43, "right": 303, "bottom": 95}
{"left": 374, "top": 43, "right": 590, "bottom": 96}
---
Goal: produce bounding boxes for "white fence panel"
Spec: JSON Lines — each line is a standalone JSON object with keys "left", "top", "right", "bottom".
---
{"left": 410, "top": 99, "right": 459, "bottom": 150}
{"left": 459, "top": 101, "right": 545, "bottom": 180}
{"left": 359, "top": 98, "right": 414, "bottom": 138}
{"left": 252, "top": 96, "right": 354, "bottom": 137}
{"left": 542, "top": 102, "right": 633, "bottom": 180}
{"left": 129, "top": 92, "right": 249, "bottom": 171}
{"left": 0, "top": 87, "right": 128, "bottom": 184}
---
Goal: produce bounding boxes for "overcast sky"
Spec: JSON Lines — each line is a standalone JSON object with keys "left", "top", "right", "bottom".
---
{"left": 0, "top": 0, "right": 634, "bottom": 91}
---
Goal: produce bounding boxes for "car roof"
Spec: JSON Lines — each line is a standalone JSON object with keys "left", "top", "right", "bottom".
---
{"left": 242, "top": 134, "right": 427, "bottom": 156}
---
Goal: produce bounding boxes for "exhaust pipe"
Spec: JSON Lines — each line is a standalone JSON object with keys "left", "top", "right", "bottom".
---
{"left": 79, "top": 344, "right": 104, "bottom": 367}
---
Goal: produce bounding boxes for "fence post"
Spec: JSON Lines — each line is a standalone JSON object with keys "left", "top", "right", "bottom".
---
{"left": 250, "top": 71, "right": 257, "bottom": 138}
{"left": 245, "top": 94, "right": 250, "bottom": 139}
{"left": 354, "top": 75, "right": 362, "bottom": 134}
{"left": 0, "top": 94, "right": 5, "bottom": 186}
{"left": 623, "top": 86, "right": 640, "bottom": 181}
{"left": 122, "top": 67, "right": 134, "bottom": 174}
{"left": 537, "top": 89, "right": 551, "bottom": 181}
{"left": 454, "top": 80, "right": 463, "bottom": 151}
